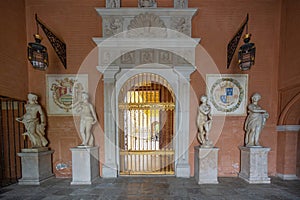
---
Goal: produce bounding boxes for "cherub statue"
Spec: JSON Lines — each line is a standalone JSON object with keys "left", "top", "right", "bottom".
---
{"left": 196, "top": 95, "right": 213, "bottom": 148}
{"left": 76, "top": 92, "right": 98, "bottom": 147}
{"left": 244, "top": 93, "right": 269, "bottom": 147}
{"left": 16, "top": 93, "right": 48, "bottom": 148}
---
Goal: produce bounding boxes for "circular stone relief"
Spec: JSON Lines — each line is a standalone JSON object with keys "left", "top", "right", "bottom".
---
{"left": 209, "top": 78, "right": 244, "bottom": 113}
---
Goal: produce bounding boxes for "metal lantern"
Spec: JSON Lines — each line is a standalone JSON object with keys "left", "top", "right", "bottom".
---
{"left": 28, "top": 34, "right": 48, "bottom": 70}
{"left": 238, "top": 33, "right": 256, "bottom": 71}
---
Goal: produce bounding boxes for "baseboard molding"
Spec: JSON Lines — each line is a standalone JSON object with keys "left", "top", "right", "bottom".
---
{"left": 277, "top": 173, "right": 299, "bottom": 180}
{"left": 277, "top": 125, "right": 300, "bottom": 132}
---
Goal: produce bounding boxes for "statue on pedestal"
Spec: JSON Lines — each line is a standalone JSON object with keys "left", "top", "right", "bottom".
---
{"left": 196, "top": 95, "right": 213, "bottom": 148}
{"left": 76, "top": 92, "right": 97, "bottom": 147}
{"left": 16, "top": 93, "right": 48, "bottom": 148}
{"left": 244, "top": 93, "right": 269, "bottom": 147}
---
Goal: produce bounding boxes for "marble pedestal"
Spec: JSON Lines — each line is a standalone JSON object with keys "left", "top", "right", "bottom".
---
{"left": 239, "top": 146, "right": 271, "bottom": 184}
{"left": 194, "top": 146, "right": 219, "bottom": 184}
{"left": 70, "top": 146, "right": 99, "bottom": 185}
{"left": 17, "top": 150, "right": 54, "bottom": 185}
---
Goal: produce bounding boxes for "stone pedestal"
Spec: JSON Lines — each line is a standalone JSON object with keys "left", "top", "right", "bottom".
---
{"left": 70, "top": 146, "right": 99, "bottom": 185}
{"left": 239, "top": 146, "right": 271, "bottom": 184}
{"left": 17, "top": 150, "right": 54, "bottom": 185}
{"left": 194, "top": 146, "right": 219, "bottom": 184}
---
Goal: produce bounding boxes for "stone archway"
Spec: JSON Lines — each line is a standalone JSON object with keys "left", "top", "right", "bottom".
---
{"left": 117, "top": 73, "right": 175, "bottom": 175}
{"left": 93, "top": 7, "right": 200, "bottom": 178}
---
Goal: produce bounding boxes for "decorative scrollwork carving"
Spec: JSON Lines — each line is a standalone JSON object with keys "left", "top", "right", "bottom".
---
{"left": 127, "top": 13, "right": 167, "bottom": 38}
{"left": 174, "top": 0, "right": 188, "bottom": 8}
{"left": 138, "top": 0, "right": 157, "bottom": 8}
{"left": 171, "top": 17, "right": 191, "bottom": 36}
{"left": 106, "top": 0, "right": 120, "bottom": 8}
{"left": 103, "top": 17, "right": 123, "bottom": 37}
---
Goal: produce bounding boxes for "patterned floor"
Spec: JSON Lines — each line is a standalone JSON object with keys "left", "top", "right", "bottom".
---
{"left": 0, "top": 176, "right": 300, "bottom": 200}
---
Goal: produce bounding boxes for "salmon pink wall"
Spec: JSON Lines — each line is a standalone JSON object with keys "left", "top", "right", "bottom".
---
{"left": 189, "top": 0, "right": 281, "bottom": 176}
{"left": 25, "top": 0, "right": 103, "bottom": 177}
{"left": 276, "top": 0, "right": 300, "bottom": 178}
{"left": 0, "top": 0, "right": 28, "bottom": 100}
{"left": 24, "top": 0, "right": 283, "bottom": 177}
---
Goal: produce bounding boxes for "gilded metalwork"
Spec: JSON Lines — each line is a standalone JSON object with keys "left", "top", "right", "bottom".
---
{"left": 119, "top": 102, "right": 175, "bottom": 111}
{"left": 119, "top": 73, "right": 175, "bottom": 175}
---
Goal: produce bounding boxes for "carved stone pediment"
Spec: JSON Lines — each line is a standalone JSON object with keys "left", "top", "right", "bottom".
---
{"left": 127, "top": 13, "right": 167, "bottom": 38}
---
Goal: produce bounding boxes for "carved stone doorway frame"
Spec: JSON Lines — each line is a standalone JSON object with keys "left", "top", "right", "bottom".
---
{"left": 93, "top": 8, "right": 200, "bottom": 178}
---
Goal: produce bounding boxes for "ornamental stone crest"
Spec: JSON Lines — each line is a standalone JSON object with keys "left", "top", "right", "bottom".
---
{"left": 171, "top": 17, "right": 191, "bottom": 36}
{"left": 106, "top": 0, "right": 120, "bottom": 8}
{"left": 127, "top": 13, "right": 167, "bottom": 38}
{"left": 174, "top": 0, "right": 188, "bottom": 8}
{"left": 138, "top": 0, "right": 157, "bottom": 8}
{"left": 103, "top": 16, "right": 123, "bottom": 37}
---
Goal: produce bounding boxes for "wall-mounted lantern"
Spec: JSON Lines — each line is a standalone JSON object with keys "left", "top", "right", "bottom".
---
{"left": 238, "top": 33, "right": 256, "bottom": 71}
{"left": 27, "top": 14, "right": 67, "bottom": 70}
{"left": 28, "top": 34, "right": 48, "bottom": 70}
{"left": 227, "top": 14, "right": 255, "bottom": 71}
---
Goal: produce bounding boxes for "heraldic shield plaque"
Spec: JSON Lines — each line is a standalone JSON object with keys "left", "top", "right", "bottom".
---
{"left": 206, "top": 74, "right": 248, "bottom": 116}
{"left": 46, "top": 74, "right": 88, "bottom": 116}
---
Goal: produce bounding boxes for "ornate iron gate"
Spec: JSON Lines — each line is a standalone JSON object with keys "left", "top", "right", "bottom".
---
{"left": 118, "top": 73, "right": 175, "bottom": 175}
{"left": 0, "top": 96, "right": 28, "bottom": 187}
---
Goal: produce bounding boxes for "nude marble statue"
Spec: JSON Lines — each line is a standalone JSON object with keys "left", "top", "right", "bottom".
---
{"left": 196, "top": 95, "right": 213, "bottom": 148}
{"left": 76, "top": 92, "right": 98, "bottom": 147}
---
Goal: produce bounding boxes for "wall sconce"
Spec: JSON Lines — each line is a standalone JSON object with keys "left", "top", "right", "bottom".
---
{"left": 238, "top": 33, "right": 256, "bottom": 71}
{"left": 27, "top": 14, "right": 67, "bottom": 70}
{"left": 28, "top": 34, "right": 48, "bottom": 70}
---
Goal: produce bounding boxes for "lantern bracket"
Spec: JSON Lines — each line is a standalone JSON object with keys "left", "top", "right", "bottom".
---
{"left": 35, "top": 14, "right": 67, "bottom": 69}
{"left": 227, "top": 14, "right": 249, "bottom": 69}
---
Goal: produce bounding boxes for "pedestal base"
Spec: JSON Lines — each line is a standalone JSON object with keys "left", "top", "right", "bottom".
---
{"left": 176, "top": 163, "right": 190, "bottom": 178}
{"left": 102, "top": 164, "right": 118, "bottom": 178}
{"left": 194, "top": 146, "right": 219, "bottom": 184}
{"left": 17, "top": 150, "right": 54, "bottom": 185}
{"left": 70, "top": 146, "right": 99, "bottom": 185}
{"left": 239, "top": 146, "right": 271, "bottom": 184}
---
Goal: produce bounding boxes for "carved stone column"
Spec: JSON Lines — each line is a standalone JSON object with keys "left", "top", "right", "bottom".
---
{"left": 174, "top": 66, "right": 195, "bottom": 178}
{"left": 98, "top": 66, "right": 120, "bottom": 178}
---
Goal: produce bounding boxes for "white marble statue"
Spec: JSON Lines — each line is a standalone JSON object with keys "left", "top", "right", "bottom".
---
{"left": 244, "top": 93, "right": 269, "bottom": 147}
{"left": 196, "top": 95, "right": 213, "bottom": 148}
{"left": 16, "top": 93, "right": 48, "bottom": 148}
{"left": 76, "top": 92, "right": 97, "bottom": 147}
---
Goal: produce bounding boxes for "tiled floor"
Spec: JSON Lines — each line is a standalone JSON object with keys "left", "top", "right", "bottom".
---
{"left": 0, "top": 177, "right": 299, "bottom": 200}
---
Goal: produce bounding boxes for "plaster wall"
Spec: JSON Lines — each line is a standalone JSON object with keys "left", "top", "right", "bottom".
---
{"left": 24, "top": 0, "right": 282, "bottom": 177}
{"left": 0, "top": 0, "right": 28, "bottom": 100}
{"left": 276, "top": 0, "right": 300, "bottom": 178}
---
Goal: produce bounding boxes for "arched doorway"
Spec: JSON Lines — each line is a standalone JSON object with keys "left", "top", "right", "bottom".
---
{"left": 118, "top": 73, "right": 175, "bottom": 175}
